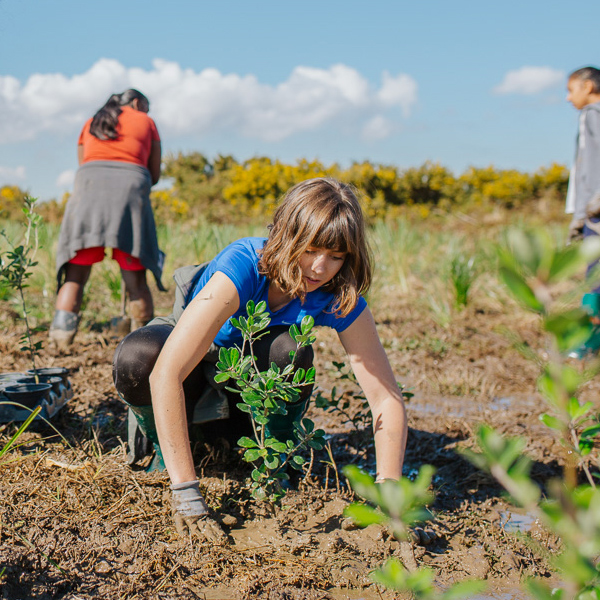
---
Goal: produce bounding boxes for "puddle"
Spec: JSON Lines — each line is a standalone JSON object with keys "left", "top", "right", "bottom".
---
{"left": 470, "top": 584, "right": 532, "bottom": 600}
{"left": 500, "top": 510, "right": 538, "bottom": 533}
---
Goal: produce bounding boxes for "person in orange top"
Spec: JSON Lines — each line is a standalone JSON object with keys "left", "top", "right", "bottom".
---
{"left": 51, "top": 89, "right": 165, "bottom": 350}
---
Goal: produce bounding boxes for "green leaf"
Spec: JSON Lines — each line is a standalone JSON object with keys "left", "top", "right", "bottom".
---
{"left": 301, "top": 315, "right": 314, "bottom": 335}
{"left": 544, "top": 309, "right": 592, "bottom": 353}
{"left": 307, "top": 439, "right": 325, "bottom": 450}
{"left": 301, "top": 418, "right": 314, "bottom": 434}
{"left": 579, "top": 439, "right": 595, "bottom": 456}
{"left": 548, "top": 245, "right": 584, "bottom": 282}
{"left": 581, "top": 424, "right": 600, "bottom": 439}
{"left": 244, "top": 449, "right": 262, "bottom": 462}
{"left": 266, "top": 440, "right": 287, "bottom": 453}
{"left": 498, "top": 266, "right": 544, "bottom": 312}
{"left": 568, "top": 397, "right": 593, "bottom": 421}
{"left": 343, "top": 503, "right": 385, "bottom": 527}
{"left": 264, "top": 454, "right": 280, "bottom": 469}
{"left": 213, "top": 372, "right": 230, "bottom": 383}
{"left": 238, "top": 436, "right": 258, "bottom": 448}
{"left": 539, "top": 413, "right": 564, "bottom": 431}
{"left": 292, "top": 455, "right": 305, "bottom": 465}
{"left": 235, "top": 403, "right": 252, "bottom": 414}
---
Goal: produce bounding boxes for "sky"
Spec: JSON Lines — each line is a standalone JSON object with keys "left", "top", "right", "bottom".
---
{"left": 0, "top": 0, "right": 599, "bottom": 201}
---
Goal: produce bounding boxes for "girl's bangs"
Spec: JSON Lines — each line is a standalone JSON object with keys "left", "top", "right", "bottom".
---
{"left": 310, "top": 210, "right": 354, "bottom": 253}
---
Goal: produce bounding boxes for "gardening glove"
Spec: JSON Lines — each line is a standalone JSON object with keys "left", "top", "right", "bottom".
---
{"left": 568, "top": 218, "right": 585, "bottom": 244}
{"left": 170, "top": 480, "right": 228, "bottom": 544}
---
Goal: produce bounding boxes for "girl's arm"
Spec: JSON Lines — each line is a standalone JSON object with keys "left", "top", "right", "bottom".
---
{"left": 77, "top": 144, "right": 84, "bottom": 165}
{"left": 337, "top": 307, "right": 407, "bottom": 481}
{"left": 149, "top": 272, "right": 240, "bottom": 484}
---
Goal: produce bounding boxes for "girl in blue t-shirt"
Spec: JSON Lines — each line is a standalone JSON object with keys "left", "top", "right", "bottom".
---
{"left": 113, "top": 177, "right": 407, "bottom": 543}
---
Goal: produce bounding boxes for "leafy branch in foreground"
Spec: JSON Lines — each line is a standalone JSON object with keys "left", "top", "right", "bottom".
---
{"left": 215, "top": 300, "right": 325, "bottom": 506}
{"left": 0, "top": 197, "right": 44, "bottom": 378}
{"left": 460, "top": 229, "right": 600, "bottom": 600}
{"left": 343, "top": 465, "right": 485, "bottom": 600}
{"left": 497, "top": 229, "right": 600, "bottom": 486}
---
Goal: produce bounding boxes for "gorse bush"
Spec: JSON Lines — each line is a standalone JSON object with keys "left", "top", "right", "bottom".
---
{"left": 15, "top": 155, "right": 569, "bottom": 225}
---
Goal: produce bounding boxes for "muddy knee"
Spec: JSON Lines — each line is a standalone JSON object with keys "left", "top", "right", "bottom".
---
{"left": 113, "top": 324, "right": 172, "bottom": 406}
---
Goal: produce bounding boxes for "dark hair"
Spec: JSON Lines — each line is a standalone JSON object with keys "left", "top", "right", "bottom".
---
{"left": 89, "top": 89, "right": 149, "bottom": 140}
{"left": 569, "top": 67, "right": 600, "bottom": 94}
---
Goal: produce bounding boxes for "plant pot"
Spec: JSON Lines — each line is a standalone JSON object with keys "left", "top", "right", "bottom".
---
{"left": 27, "top": 367, "right": 69, "bottom": 383}
{"left": 27, "top": 367, "right": 73, "bottom": 400}
{"left": 3, "top": 383, "right": 52, "bottom": 409}
{"left": 0, "top": 373, "right": 35, "bottom": 393}
{"left": 36, "top": 374, "right": 63, "bottom": 399}
{"left": 0, "top": 372, "right": 32, "bottom": 383}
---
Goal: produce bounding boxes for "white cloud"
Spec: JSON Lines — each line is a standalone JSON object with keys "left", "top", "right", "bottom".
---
{"left": 493, "top": 66, "right": 565, "bottom": 95}
{"left": 377, "top": 72, "right": 418, "bottom": 116}
{"left": 0, "top": 59, "right": 418, "bottom": 144}
{"left": 0, "top": 165, "right": 26, "bottom": 183}
{"left": 55, "top": 169, "right": 75, "bottom": 188}
{"left": 362, "top": 115, "right": 395, "bottom": 141}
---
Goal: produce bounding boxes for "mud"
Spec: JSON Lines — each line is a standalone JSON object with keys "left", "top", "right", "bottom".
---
{"left": 0, "top": 292, "right": 595, "bottom": 599}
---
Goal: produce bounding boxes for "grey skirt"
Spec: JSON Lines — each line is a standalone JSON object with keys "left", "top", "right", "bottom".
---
{"left": 55, "top": 160, "right": 165, "bottom": 291}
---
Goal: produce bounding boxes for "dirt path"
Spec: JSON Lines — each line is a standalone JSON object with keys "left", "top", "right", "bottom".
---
{"left": 0, "top": 298, "right": 592, "bottom": 599}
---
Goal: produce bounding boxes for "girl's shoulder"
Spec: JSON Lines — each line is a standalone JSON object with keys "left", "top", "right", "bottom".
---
{"left": 216, "top": 237, "right": 266, "bottom": 261}
{"left": 208, "top": 236, "right": 267, "bottom": 282}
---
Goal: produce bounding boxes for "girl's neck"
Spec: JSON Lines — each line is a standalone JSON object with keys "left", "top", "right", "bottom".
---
{"left": 268, "top": 282, "right": 293, "bottom": 313}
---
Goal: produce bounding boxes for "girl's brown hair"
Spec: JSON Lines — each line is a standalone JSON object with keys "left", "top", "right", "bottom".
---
{"left": 259, "top": 178, "right": 372, "bottom": 317}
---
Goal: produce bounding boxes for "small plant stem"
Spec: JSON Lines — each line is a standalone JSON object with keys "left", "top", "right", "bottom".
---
{"left": 18, "top": 285, "right": 38, "bottom": 379}
{"left": 570, "top": 426, "right": 595, "bottom": 488}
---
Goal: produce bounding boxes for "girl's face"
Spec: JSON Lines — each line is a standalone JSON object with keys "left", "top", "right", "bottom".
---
{"left": 298, "top": 246, "right": 346, "bottom": 292}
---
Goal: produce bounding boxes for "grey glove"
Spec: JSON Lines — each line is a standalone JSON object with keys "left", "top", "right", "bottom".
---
{"left": 170, "top": 480, "right": 228, "bottom": 544}
{"left": 568, "top": 218, "right": 585, "bottom": 243}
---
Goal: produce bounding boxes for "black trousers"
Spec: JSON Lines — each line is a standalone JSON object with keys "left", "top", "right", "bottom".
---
{"left": 112, "top": 324, "right": 314, "bottom": 441}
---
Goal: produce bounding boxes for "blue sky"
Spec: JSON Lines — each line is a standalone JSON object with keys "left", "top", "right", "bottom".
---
{"left": 1, "top": 0, "right": 598, "bottom": 200}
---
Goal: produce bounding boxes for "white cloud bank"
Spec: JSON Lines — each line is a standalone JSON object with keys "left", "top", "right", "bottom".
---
{"left": 493, "top": 66, "right": 565, "bottom": 95}
{"left": 0, "top": 165, "right": 26, "bottom": 183}
{"left": 0, "top": 59, "right": 418, "bottom": 144}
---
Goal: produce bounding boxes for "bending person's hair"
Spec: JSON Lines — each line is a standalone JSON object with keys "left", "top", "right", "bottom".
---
{"left": 89, "top": 89, "right": 149, "bottom": 140}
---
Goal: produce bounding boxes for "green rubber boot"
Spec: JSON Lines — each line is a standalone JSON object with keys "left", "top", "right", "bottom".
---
{"left": 125, "top": 403, "right": 165, "bottom": 472}
{"left": 264, "top": 398, "right": 310, "bottom": 444}
{"left": 569, "top": 293, "right": 600, "bottom": 359}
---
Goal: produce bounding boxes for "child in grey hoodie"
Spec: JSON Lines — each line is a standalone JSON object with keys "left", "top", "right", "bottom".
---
{"left": 566, "top": 66, "right": 600, "bottom": 357}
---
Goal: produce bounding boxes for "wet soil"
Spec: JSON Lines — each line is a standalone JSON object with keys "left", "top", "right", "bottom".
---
{"left": 0, "top": 289, "right": 596, "bottom": 600}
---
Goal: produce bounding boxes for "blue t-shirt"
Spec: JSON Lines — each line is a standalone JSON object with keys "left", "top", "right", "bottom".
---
{"left": 189, "top": 237, "right": 367, "bottom": 347}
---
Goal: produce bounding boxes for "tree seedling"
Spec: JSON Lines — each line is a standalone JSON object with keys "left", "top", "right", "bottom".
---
{"left": 215, "top": 300, "right": 325, "bottom": 506}
{"left": 0, "top": 197, "right": 44, "bottom": 379}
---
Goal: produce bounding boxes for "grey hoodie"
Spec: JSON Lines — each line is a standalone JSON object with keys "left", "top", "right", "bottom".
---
{"left": 571, "top": 101, "right": 600, "bottom": 221}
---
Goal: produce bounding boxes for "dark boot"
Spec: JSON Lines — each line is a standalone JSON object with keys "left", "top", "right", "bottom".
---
{"left": 569, "top": 293, "right": 600, "bottom": 359}
{"left": 125, "top": 403, "right": 165, "bottom": 472}
{"left": 264, "top": 398, "right": 310, "bottom": 444}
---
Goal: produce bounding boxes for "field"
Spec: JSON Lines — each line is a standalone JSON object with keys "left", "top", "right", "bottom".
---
{"left": 0, "top": 203, "right": 596, "bottom": 600}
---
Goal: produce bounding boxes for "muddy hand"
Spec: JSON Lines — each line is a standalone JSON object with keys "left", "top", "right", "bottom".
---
{"left": 170, "top": 480, "right": 228, "bottom": 544}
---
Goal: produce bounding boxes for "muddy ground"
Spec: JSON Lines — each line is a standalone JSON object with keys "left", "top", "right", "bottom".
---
{"left": 0, "top": 285, "right": 597, "bottom": 600}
